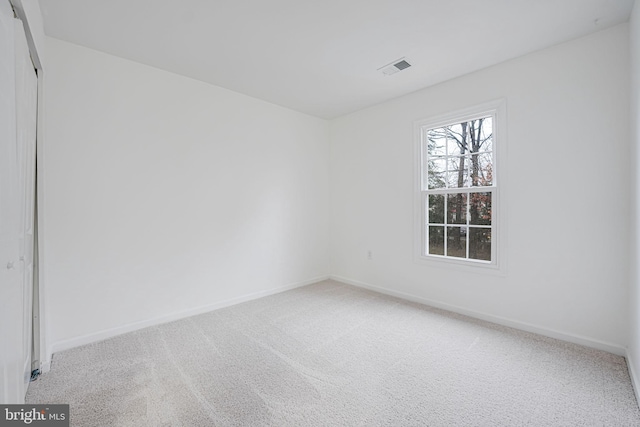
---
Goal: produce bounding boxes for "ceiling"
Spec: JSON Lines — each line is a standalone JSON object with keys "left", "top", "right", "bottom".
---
{"left": 38, "top": 0, "right": 634, "bottom": 119}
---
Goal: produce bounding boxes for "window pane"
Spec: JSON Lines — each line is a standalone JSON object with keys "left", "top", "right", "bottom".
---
{"left": 428, "top": 226, "right": 444, "bottom": 255}
{"left": 447, "top": 156, "right": 469, "bottom": 188}
{"left": 426, "top": 130, "right": 446, "bottom": 156}
{"left": 427, "top": 157, "right": 446, "bottom": 189}
{"left": 479, "top": 139, "right": 493, "bottom": 153}
{"left": 446, "top": 226, "right": 466, "bottom": 258}
{"left": 447, "top": 193, "right": 467, "bottom": 224}
{"left": 478, "top": 134, "right": 492, "bottom": 153}
{"left": 469, "top": 228, "right": 491, "bottom": 261}
{"left": 469, "top": 192, "right": 492, "bottom": 225}
{"left": 476, "top": 117, "right": 493, "bottom": 152}
{"left": 470, "top": 152, "right": 493, "bottom": 186}
{"left": 449, "top": 123, "right": 463, "bottom": 139}
{"left": 447, "top": 133, "right": 465, "bottom": 156}
{"left": 428, "top": 194, "right": 445, "bottom": 224}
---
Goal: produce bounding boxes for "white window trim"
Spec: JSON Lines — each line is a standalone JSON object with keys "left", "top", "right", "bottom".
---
{"left": 413, "top": 99, "right": 507, "bottom": 275}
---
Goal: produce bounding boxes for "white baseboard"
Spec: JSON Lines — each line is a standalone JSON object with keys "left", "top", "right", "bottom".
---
{"left": 626, "top": 349, "right": 640, "bottom": 406}
{"left": 47, "top": 276, "right": 329, "bottom": 362}
{"left": 38, "top": 360, "right": 51, "bottom": 374}
{"left": 330, "top": 275, "right": 626, "bottom": 356}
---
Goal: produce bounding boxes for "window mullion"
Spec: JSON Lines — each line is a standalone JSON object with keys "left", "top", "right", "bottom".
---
{"left": 443, "top": 194, "right": 448, "bottom": 257}
{"left": 466, "top": 194, "right": 470, "bottom": 259}
{"left": 426, "top": 186, "right": 496, "bottom": 195}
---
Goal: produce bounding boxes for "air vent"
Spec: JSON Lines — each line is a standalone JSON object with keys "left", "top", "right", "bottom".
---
{"left": 378, "top": 58, "right": 412, "bottom": 76}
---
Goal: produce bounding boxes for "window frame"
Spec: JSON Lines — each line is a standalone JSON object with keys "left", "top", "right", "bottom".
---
{"left": 413, "top": 99, "right": 506, "bottom": 273}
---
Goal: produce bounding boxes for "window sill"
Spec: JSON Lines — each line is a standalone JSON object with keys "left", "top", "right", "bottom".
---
{"left": 413, "top": 253, "right": 506, "bottom": 276}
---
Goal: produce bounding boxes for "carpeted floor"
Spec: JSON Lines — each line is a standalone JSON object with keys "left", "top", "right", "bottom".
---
{"left": 27, "top": 280, "right": 640, "bottom": 426}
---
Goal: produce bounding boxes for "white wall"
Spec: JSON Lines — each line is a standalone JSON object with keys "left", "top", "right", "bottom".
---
{"left": 42, "top": 37, "right": 330, "bottom": 356}
{"left": 330, "top": 24, "right": 630, "bottom": 352}
{"left": 629, "top": 0, "right": 640, "bottom": 396}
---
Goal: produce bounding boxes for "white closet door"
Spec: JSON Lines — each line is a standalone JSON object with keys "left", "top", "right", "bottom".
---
{"left": 15, "top": 14, "right": 38, "bottom": 399}
{"left": 0, "top": 0, "right": 22, "bottom": 404}
{"left": 0, "top": 0, "right": 37, "bottom": 403}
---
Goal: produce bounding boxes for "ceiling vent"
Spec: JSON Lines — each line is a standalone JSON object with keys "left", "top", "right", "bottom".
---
{"left": 378, "top": 58, "right": 412, "bottom": 76}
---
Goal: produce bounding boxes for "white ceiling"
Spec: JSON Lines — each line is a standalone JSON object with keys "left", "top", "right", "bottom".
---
{"left": 38, "top": 0, "right": 634, "bottom": 119}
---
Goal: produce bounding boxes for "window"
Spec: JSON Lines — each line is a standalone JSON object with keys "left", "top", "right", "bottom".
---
{"left": 415, "top": 100, "right": 504, "bottom": 267}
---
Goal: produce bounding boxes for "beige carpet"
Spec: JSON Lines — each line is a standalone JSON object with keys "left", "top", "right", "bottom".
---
{"left": 27, "top": 280, "right": 640, "bottom": 426}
